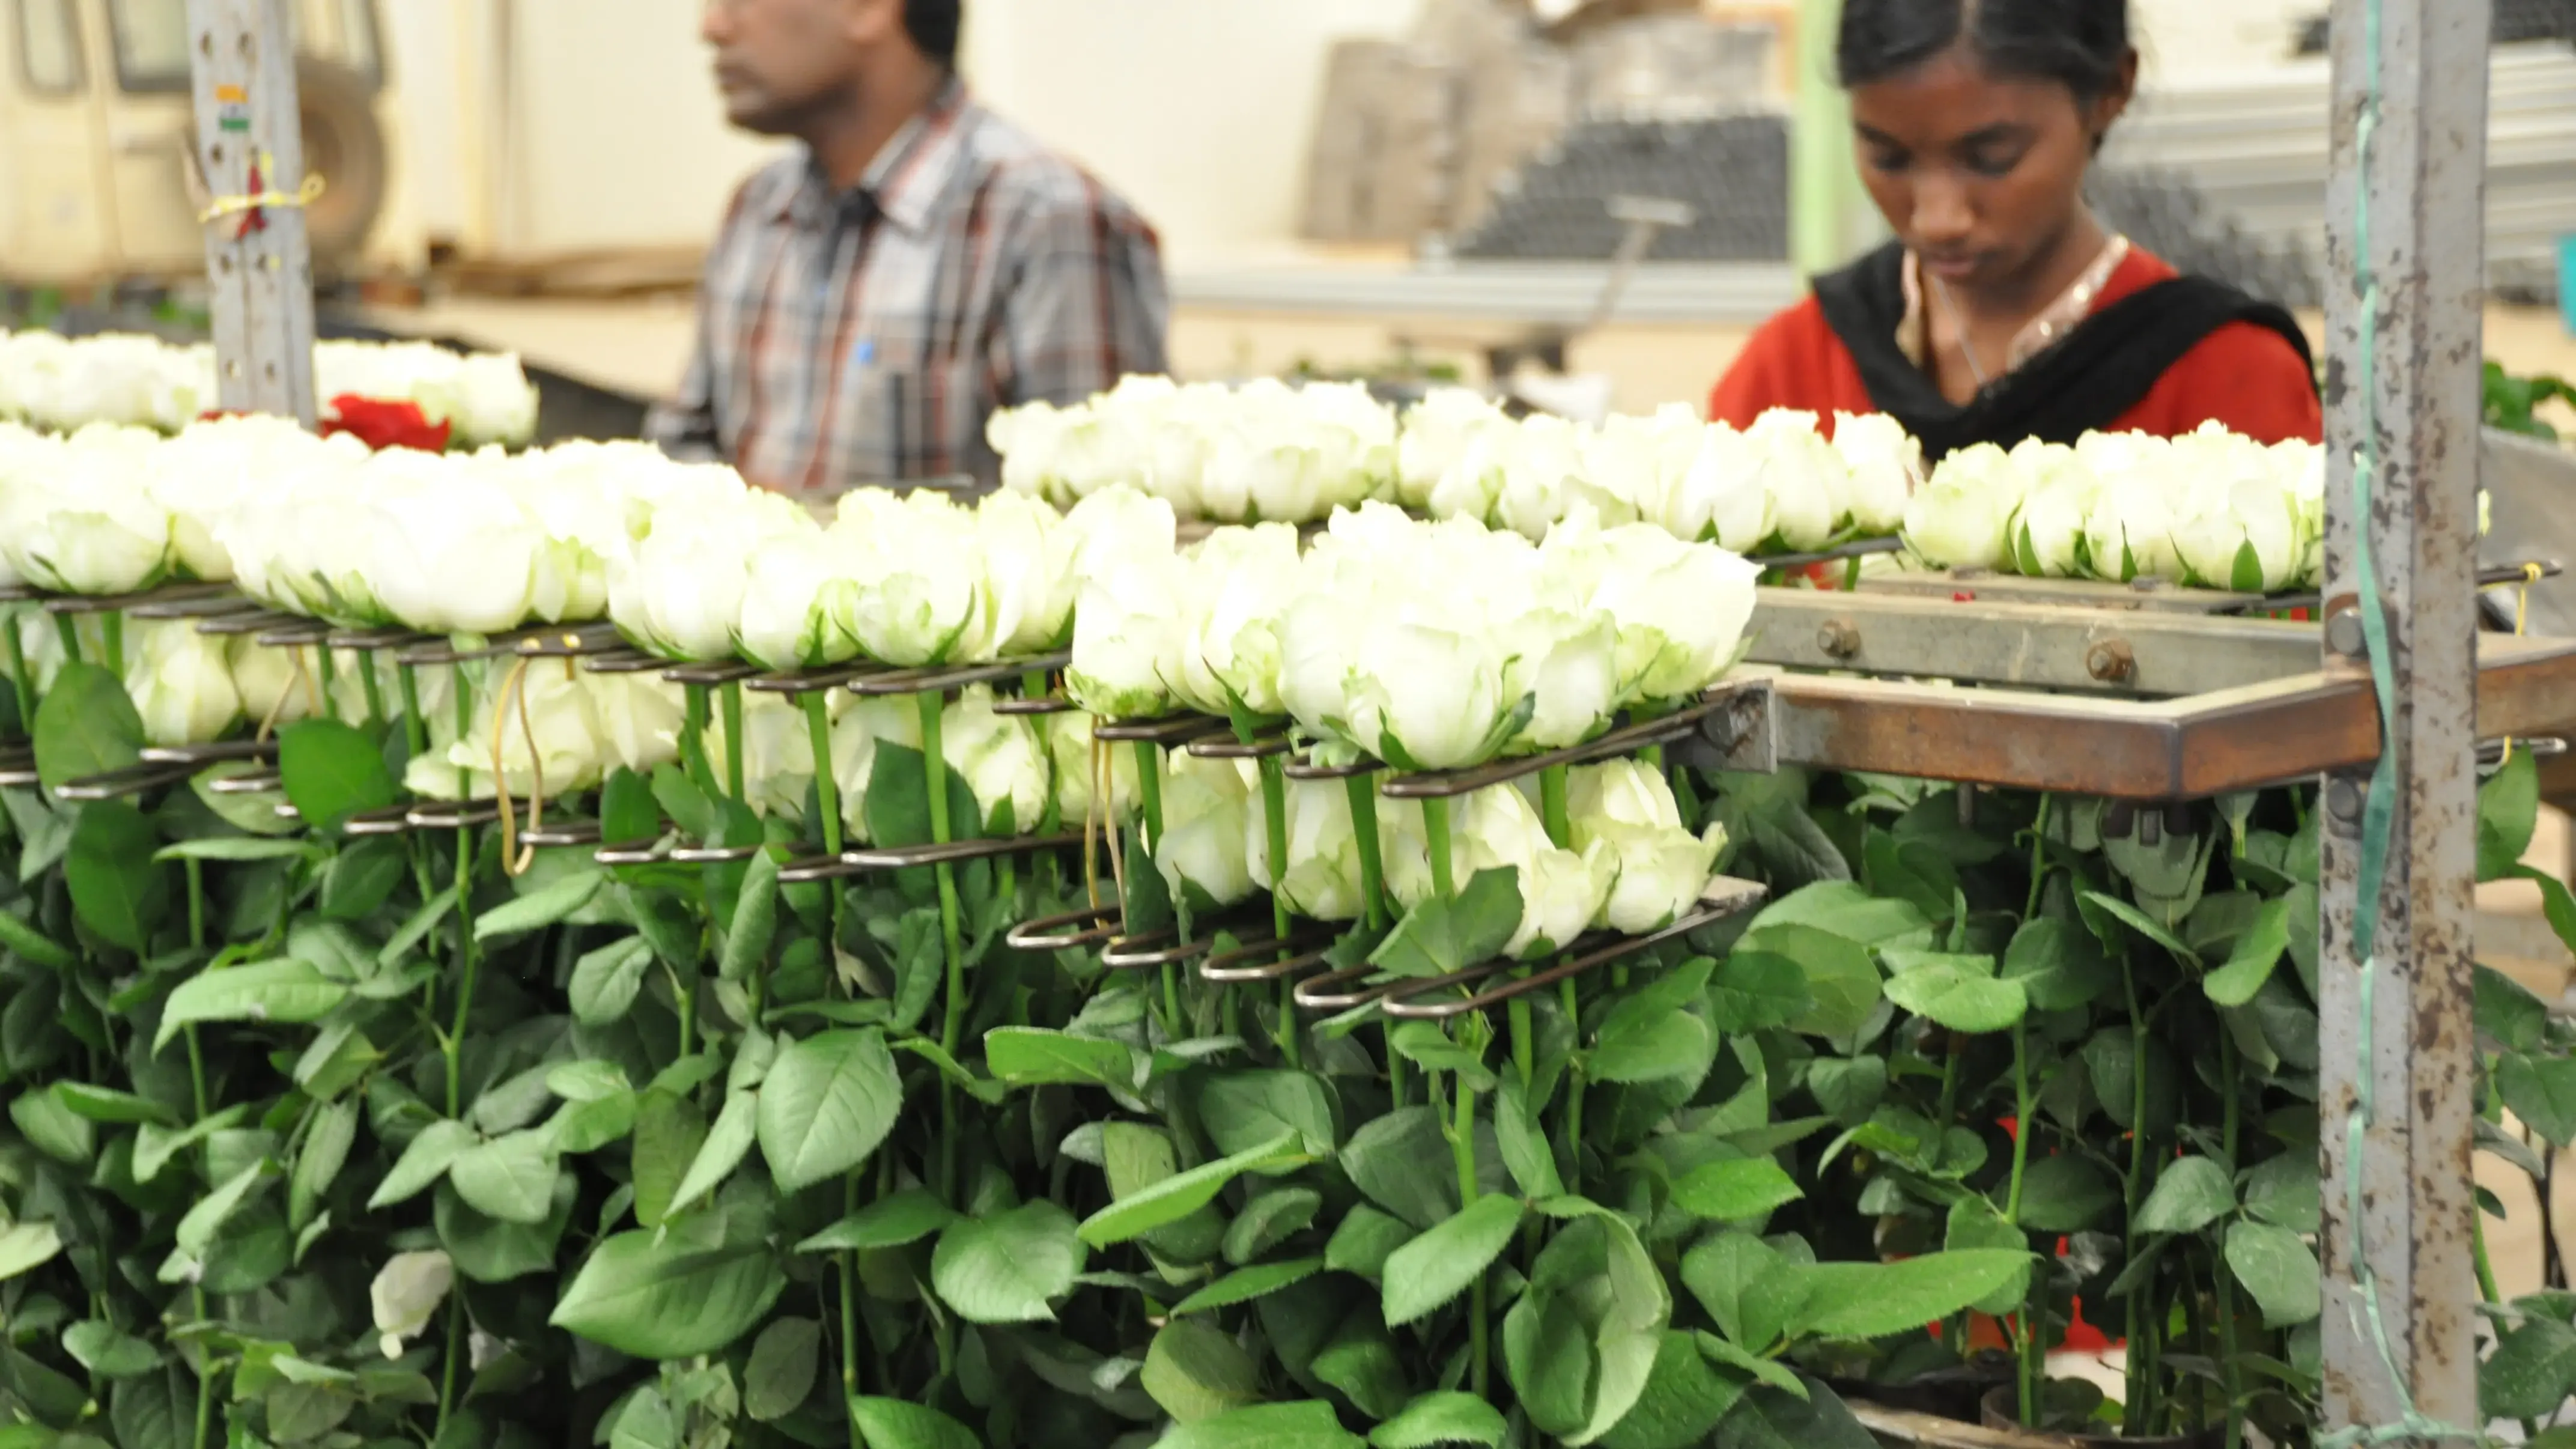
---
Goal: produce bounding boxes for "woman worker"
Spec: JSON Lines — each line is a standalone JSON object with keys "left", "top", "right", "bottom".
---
{"left": 1709, "top": 0, "right": 2323, "bottom": 457}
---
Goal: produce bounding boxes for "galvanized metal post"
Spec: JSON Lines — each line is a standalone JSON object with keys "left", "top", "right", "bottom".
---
{"left": 2316, "top": 0, "right": 2491, "bottom": 1438}
{"left": 186, "top": 0, "right": 318, "bottom": 426}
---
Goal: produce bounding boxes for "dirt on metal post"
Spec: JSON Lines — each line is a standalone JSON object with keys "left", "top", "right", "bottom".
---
{"left": 2315, "top": 0, "right": 2492, "bottom": 1439}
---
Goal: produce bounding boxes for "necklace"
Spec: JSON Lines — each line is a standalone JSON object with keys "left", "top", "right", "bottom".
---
{"left": 1929, "top": 275, "right": 1990, "bottom": 389}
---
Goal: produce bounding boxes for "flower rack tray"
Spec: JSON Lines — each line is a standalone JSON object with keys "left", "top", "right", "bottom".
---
{"left": 1705, "top": 589, "right": 2576, "bottom": 801}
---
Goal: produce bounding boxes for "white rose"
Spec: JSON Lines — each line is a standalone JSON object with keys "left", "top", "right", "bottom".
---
{"left": 407, "top": 660, "right": 607, "bottom": 801}
{"left": 1167, "top": 523, "right": 1303, "bottom": 720}
{"left": 1907, "top": 444, "right": 2028, "bottom": 571}
{"left": 706, "top": 690, "right": 822, "bottom": 822}
{"left": 1663, "top": 426, "right": 1776, "bottom": 554}
{"left": 1043, "top": 709, "right": 1141, "bottom": 830}
{"left": 126, "top": 621, "right": 243, "bottom": 747}
{"left": 1499, "top": 605, "right": 1623, "bottom": 752}
{"left": 942, "top": 687, "right": 1051, "bottom": 835}
{"left": 2005, "top": 443, "right": 2097, "bottom": 579}
{"left": 1156, "top": 753, "right": 1261, "bottom": 908}
{"left": 371, "top": 1250, "right": 454, "bottom": 1361}
{"left": 1566, "top": 761, "right": 1724, "bottom": 934}
{"left": 836, "top": 491, "right": 985, "bottom": 666}
{"left": 0, "top": 428, "right": 174, "bottom": 595}
{"left": 2174, "top": 474, "right": 2304, "bottom": 592}
{"left": 1249, "top": 778, "right": 1369, "bottom": 922}
{"left": 1831, "top": 412, "right": 1920, "bottom": 535}
{"left": 975, "top": 489, "right": 1077, "bottom": 657}
{"left": 1398, "top": 389, "right": 1513, "bottom": 511}
{"left": 828, "top": 696, "right": 920, "bottom": 842}
{"left": 2083, "top": 470, "right": 2183, "bottom": 583}
{"left": 1343, "top": 618, "right": 1513, "bottom": 771}
{"left": 1748, "top": 410, "right": 1842, "bottom": 551}
{"left": 362, "top": 463, "right": 546, "bottom": 635}
{"left": 1068, "top": 548, "right": 1186, "bottom": 721}
{"left": 1554, "top": 523, "right": 1760, "bottom": 703}
{"left": 610, "top": 487, "right": 813, "bottom": 662}
{"left": 736, "top": 530, "right": 864, "bottom": 672}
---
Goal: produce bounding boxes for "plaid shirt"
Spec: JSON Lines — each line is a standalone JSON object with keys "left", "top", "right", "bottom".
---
{"left": 648, "top": 82, "right": 1170, "bottom": 494}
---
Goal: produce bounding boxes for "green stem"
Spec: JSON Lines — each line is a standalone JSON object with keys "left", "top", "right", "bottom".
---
{"left": 356, "top": 652, "right": 386, "bottom": 728}
{"left": 1561, "top": 977, "right": 1586, "bottom": 1186}
{"left": 1449, "top": 1069, "right": 1489, "bottom": 1397}
{"left": 1424, "top": 798, "right": 1455, "bottom": 901}
{"left": 100, "top": 611, "right": 123, "bottom": 678}
{"left": 2122, "top": 952, "right": 2154, "bottom": 1431}
{"left": 722, "top": 681, "right": 747, "bottom": 806}
{"left": 802, "top": 691, "right": 867, "bottom": 1449}
{"left": 805, "top": 693, "right": 845, "bottom": 858}
{"left": 920, "top": 693, "right": 971, "bottom": 1209}
{"left": 2006, "top": 1021, "right": 2037, "bottom": 1423}
{"left": 1347, "top": 775, "right": 1391, "bottom": 930}
{"left": 2026, "top": 795, "right": 2053, "bottom": 918}
{"left": 682, "top": 684, "right": 719, "bottom": 800}
{"left": 435, "top": 1295, "right": 466, "bottom": 1439}
{"left": 1539, "top": 767, "right": 1572, "bottom": 848}
{"left": 312, "top": 643, "right": 339, "bottom": 721}
{"left": 444, "top": 682, "right": 478, "bottom": 1120}
{"left": 1258, "top": 756, "right": 1297, "bottom": 1068}
{"left": 397, "top": 665, "right": 430, "bottom": 764}
{"left": 55, "top": 614, "right": 80, "bottom": 666}
{"left": 1135, "top": 742, "right": 1164, "bottom": 848}
{"left": 5, "top": 613, "right": 36, "bottom": 737}
{"left": 2216, "top": 1027, "right": 2246, "bottom": 1449}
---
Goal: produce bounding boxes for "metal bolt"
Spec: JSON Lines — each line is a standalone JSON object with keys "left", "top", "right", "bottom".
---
{"left": 2086, "top": 639, "right": 2137, "bottom": 684}
{"left": 2326, "top": 609, "right": 2368, "bottom": 660}
{"left": 2137, "top": 809, "right": 2164, "bottom": 847}
{"left": 1815, "top": 620, "right": 1861, "bottom": 661}
{"left": 2327, "top": 777, "right": 2367, "bottom": 827}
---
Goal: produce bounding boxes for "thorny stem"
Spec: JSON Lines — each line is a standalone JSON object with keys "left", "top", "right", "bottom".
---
{"left": 100, "top": 611, "right": 124, "bottom": 679}
{"left": 55, "top": 613, "right": 80, "bottom": 666}
{"left": 312, "top": 642, "right": 339, "bottom": 721}
{"left": 1258, "top": 755, "right": 1298, "bottom": 1068}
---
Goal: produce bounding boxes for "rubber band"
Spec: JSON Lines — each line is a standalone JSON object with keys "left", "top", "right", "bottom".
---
{"left": 488, "top": 658, "right": 549, "bottom": 878}
{"left": 197, "top": 172, "right": 325, "bottom": 224}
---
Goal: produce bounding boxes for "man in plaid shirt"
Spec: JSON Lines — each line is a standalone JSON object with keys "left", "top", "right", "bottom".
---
{"left": 649, "top": 0, "right": 1171, "bottom": 495}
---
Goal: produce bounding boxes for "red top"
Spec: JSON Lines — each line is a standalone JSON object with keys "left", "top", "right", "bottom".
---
{"left": 1708, "top": 249, "right": 2324, "bottom": 445}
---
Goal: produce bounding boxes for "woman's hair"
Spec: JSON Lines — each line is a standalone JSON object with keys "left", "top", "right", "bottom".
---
{"left": 907, "top": 0, "right": 963, "bottom": 68}
{"left": 1836, "top": 0, "right": 2131, "bottom": 101}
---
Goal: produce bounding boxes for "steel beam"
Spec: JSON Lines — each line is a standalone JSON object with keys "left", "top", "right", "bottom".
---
{"left": 187, "top": 0, "right": 317, "bottom": 425}
{"left": 2315, "top": 0, "right": 2491, "bottom": 1438}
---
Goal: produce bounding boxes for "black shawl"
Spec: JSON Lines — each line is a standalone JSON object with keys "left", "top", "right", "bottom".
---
{"left": 1808, "top": 242, "right": 2317, "bottom": 461}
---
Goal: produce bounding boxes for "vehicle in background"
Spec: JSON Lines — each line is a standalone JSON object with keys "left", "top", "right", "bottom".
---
{"left": 0, "top": 0, "right": 407, "bottom": 285}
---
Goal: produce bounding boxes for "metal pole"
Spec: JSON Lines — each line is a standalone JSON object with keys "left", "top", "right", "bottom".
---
{"left": 186, "top": 0, "right": 318, "bottom": 426}
{"left": 2316, "top": 0, "right": 2490, "bottom": 1439}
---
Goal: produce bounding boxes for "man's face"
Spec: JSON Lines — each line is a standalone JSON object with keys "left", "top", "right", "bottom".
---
{"left": 701, "top": 0, "right": 887, "bottom": 134}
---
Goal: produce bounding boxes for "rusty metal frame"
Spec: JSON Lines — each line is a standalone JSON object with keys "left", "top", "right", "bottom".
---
{"left": 1678, "top": 631, "right": 2576, "bottom": 803}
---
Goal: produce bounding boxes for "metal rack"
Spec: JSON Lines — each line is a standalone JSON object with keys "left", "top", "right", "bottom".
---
{"left": 140, "top": 0, "right": 2512, "bottom": 1433}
